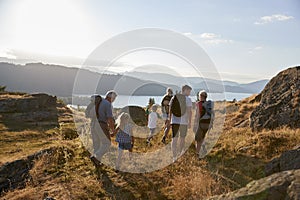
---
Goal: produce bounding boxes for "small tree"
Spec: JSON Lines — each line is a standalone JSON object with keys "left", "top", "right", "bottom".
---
{"left": 0, "top": 85, "right": 6, "bottom": 92}
{"left": 148, "top": 97, "right": 155, "bottom": 106}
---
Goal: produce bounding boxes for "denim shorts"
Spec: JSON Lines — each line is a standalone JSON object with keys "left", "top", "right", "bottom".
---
{"left": 118, "top": 142, "right": 133, "bottom": 150}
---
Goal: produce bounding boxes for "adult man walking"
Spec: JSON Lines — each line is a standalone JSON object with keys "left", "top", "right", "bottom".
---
{"left": 90, "top": 90, "right": 117, "bottom": 167}
{"left": 168, "top": 85, "right": 192, "bottom": 162}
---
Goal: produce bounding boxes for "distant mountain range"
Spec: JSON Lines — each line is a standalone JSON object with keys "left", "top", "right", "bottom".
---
{"left": 0, "top": 62, "right": 268, "bottom": 97}
{"left": 121, "top": 71, "right": 268, "bottom": 94}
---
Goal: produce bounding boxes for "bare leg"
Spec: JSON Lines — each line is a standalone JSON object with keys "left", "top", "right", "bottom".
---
{"left": 163, "top": 121, "right": 170, "bottom": 137}
{"left": 147, "top": 129, "right": 155, "bottom": 144}
{"left": 171, "top": 136, "right": 178, "bottom": 160}
{"left": 179, "top": 136, "right": 185, "bottom": 156}
{"left": 128, "top": 148, "right": 133, "bottom": 160}
{"left": 116, "top": 149, "right": 123, "bottom": 170}
{"left": 196, "top": 139, "right": 204, "bottom": 155}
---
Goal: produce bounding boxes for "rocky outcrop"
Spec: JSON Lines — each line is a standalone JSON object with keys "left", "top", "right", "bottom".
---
{"left": 250, "top": 66, "right": 300, "bottom": 131}
{"left": 0, "top": 147, "right": 74, "bottom": 195}
{"left": 0, "top": 93, "right": 72, "bottom": 129}
{"left": 209, "top": 147, "right": 300, "bottom": 200}
{"left": 0, "top": 148, "right": 54, "bottom": 194}
{"left": 265, "top": 146, "right": 300, "bottom": 176}
{"left": 209, "top": 169, "right": 300, "bottom": 200}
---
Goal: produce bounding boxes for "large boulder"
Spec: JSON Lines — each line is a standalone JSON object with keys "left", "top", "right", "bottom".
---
{"left": 0, "top": 93, "right": 60, "bottom": 128}
{"left": 208, "top": 169, "right": 300, "bottom": 200}
{"left": 250, "top": 66, "right": 300, "bottom": 131}
{"left": 265, "top": 146, "right": 300, "bottom": 176}
{"left": 120, "top": 106, "right": 147, "bottom": 126}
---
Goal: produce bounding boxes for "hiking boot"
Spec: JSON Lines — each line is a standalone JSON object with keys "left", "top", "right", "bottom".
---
{"left": 146, "top": 138, "right": 151, "bottom": 146}
{"left": 90, "top": 156, "right": 102, "bottom": 168}
{"left": 172, "top": 157, "right": 177, "bottom": 163}
{"left": 161, "top": 136, "right": 166, "bottom": 144}
{"left": 202, "top": 145, "right": 208, "bottom": 155}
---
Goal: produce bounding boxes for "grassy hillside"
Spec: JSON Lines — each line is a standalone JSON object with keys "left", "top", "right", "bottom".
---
{"left": 1, "top": 94, "right": 299, "bottom": 199}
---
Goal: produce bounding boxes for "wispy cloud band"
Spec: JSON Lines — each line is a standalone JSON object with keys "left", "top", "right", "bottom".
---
{"left": 184, "top": 32, "right": 232, "bottom": 45}
{"left": 255, "top": 14, "right": 294, "bottom": 25}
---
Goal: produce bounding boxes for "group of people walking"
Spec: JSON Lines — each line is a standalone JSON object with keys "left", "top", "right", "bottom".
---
{"left": 85, "top": 85, "right": 214, "bottom": 170}
{"left": 148, "top": 85, "right": 213, "bottom": 161}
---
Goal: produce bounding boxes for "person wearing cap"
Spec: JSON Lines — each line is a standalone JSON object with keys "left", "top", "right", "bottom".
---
{"left": 90, "top": 90, "right": 118, "bottom": 167}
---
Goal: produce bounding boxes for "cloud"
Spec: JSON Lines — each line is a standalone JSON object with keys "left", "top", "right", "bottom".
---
{"left": 183, "top": 32, "right": 233, "bottom": 45}
{"left": 0, "top": 49, "right": 17, "bottom": 59}
{"left": 200, "top": 33, "right": 219, "bottom": 39}
{"left": 249, "top": 46, "right": 263, "bottom": 54}
{"left": 204, "top": 38, "right": 233, "bottom": 45}
{"left": 183, "top": 32, "right": 192, "bottom": 36}
{"left": 253, "top": 46, "right": 263, "bottom": 50}
{"left": 255, "top": 14, "right": 294, "bottom": 25}
{"left": 200, "top": 33, "right": 233, "bottom": 44}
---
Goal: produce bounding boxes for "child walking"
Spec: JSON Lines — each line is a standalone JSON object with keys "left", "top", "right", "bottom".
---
{"left": 114, "top": 112, "right": 134, "bottom": 171}
{"left": 147, "top": 105, "right": 158, "bottom": 145}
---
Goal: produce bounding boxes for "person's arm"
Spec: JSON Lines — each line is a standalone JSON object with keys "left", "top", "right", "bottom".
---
{"left": 108, "top": 117, "right": 115, "bottom": 132}
{"left": 193, "top": 103, "right": 199, "bottom": 132}
{"left": 106, "top": 103, "right": 115, "bottom": 132}
{"left": 167, "top": 99, "right": 173, "bottom": 126}
{"left": 161, "top": 96, "right": 165, "bottom": 114}
{"left": 187, "top": 98, "right": 193, "bottom": 129}
{"left": 209, "top": 101, "right": 215, "bottom": 130}
{"left": 111, "top": 127, "right": 119, "bottom": 137}
{"left": 130, "top": 125, "right": 134, "bottom": 146}
{"left": 187, "top": 106, "right": 192, "bottom": 129}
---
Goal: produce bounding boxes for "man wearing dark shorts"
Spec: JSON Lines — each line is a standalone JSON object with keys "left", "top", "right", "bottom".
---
{"left": 167, "top": 85, "right": 192, "bottom": 162}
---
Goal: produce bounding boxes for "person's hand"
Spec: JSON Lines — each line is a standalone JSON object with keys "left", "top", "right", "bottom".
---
{"left": 110, "top": 129, "right": 117, "bottom": 137}
{"left": 166, "top": 119, "right": 170, "bottom": 127}
{"left": 193, "top": 124, "right": 197, "bottom": 133}
{"left": 209, "top": 121, "right": 214, "bottom": 131}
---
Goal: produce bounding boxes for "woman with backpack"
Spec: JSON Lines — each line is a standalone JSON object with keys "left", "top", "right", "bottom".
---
{"left": 161, "top": 88, "right": 173, "bottom": 144}
{"left": 193, "top": 90, "right": 214, "bottom": 157}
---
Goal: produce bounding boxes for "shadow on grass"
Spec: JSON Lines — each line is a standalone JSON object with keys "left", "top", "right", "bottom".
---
{"left": 206, "top": 151, "right": 266, "bottom": 190}
{"left": 94, "top": 167, "right": 169, "bottom": 200}
{"left": 95, "top": 168, "right": 136, "bottom": 199}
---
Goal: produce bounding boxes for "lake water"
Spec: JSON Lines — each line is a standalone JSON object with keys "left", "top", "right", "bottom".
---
{"left": 92, "top": 92, "right": 253, "bottom": 108}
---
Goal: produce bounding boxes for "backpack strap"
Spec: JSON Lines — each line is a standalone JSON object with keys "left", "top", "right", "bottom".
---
{"left": 95, "top": 102, "right": 100, "bottom": 119}
{"left": 94, "top": 96, "right": 102, "bottom": 119}
{"left": 198, "top": 101, "right": 206, "bottom": 117}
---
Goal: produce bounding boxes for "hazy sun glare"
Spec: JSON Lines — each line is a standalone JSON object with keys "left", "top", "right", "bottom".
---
{"left": 6, "top": 0, "right": 94, "bottom": 57}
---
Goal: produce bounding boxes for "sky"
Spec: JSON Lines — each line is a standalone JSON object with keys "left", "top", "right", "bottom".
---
{"left": 0, "top": 0, "right": 299, "bottom": 83}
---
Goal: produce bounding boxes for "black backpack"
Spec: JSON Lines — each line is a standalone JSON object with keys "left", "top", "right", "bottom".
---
{"left": 85, "top": 95, "right": 102, "bottom": 118}
{"left": 198, "top": 100, "right": 213, "bottom": 123}
{"left": 170, "top": 94, "right": 187, "bottom": 117}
